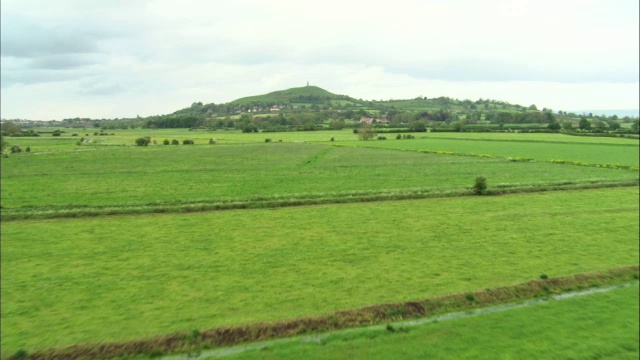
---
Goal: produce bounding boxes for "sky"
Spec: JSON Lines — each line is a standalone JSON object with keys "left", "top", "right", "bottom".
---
{"left": 1, "top": 0, "right": 638, "bottom": 120}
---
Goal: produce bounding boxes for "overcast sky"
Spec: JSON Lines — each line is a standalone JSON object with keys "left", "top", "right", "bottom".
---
{"left": 1, "top": 0, "right": 638, "bottom": 120}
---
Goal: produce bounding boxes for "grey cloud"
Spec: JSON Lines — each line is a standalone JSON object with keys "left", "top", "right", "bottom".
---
{"left": 385, "top": 59, "right": 640, "bottom": 84}
{"left": 1, "top": 17, "right": 97, "bottom": 58}
{"left": 0, "top": 68, "right": 92, "bottom": 88}
{"left": 80, "top": 83, "right": 125, "bottom": 96}
{"left": 29, "top": 55, "right": 98, "bottom": 70}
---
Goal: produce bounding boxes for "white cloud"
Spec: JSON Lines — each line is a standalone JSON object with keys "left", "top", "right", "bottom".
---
{"left": 1, "top": 0, "right": 638, "bottom": 119}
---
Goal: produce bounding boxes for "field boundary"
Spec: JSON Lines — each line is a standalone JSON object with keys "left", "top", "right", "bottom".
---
{"left": 1, "top": 179, "right": 637, "bottom": 221}
{"left": 9, "top": 265, "right": 639, "bottom": 360}
{"left": 162, "top": 281, "right": 640, "bottom": 359}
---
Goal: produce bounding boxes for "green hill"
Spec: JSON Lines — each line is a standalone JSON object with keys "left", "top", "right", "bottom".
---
{"left": 229, "top": 86, "right": 346, "bottom": 105}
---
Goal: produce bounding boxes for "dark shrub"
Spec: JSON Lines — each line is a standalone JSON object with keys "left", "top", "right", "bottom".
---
{"left": 135, "top": 137, "right": 150, "bottom": 146}
{"left": 171, "top": 139, "right": 179, "bottom": 145}
{"left": 473, "top": 176, "right": 487, "bottom": 195}
{"left": 163, "top": 139, "right": 170, "bottom": 145}
{"left": 182, "top": 139, "right": 194, "bottom": 145}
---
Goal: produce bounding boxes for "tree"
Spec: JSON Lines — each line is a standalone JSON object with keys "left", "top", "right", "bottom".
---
{"left": 547, "top": 121, "right": 561, "bottom": 131}
{"left": 408, "top": 121, "right": 427, "bottom": 132}
{"left": 357, "top": 125, "right": 376, "bottom": 140}
{"left": 562, "top": 121, "right": 574, "bottom": 131}
{"left": 329, "top": 119, "right": 345, "bottom": 130}
{"left": 607, "top": 121, "right": 621, "bottom": 131}
{"left": 528, "top": 104, "right": 538, "bottom": 111}
{"left": 578, "top": 118, "right": 591, "bottom": 130}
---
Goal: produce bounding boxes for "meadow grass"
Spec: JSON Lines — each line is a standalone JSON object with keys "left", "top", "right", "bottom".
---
{"left": 2, "top": 187, "right": 638, "bottom": 356}
{"left": 340, "top": 136, "right": 639, "bottom": 167}
{"left": 421, "top": 131, "right": 640, "bottom": 144}
{"left": 226, "top": 284, "right": 639, "bottom": 360}
{"left": 2, "top": 142, "right": 636, "bottom": 210}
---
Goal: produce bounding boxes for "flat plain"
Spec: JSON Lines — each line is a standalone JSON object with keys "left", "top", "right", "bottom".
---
{"left": 1, "top": 129, "right": 638, "bottom": 359}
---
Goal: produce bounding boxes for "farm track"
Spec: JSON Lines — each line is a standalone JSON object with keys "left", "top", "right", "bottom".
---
{"left": 1, "top": 179, "right": 638, "bottom": 221}
{"left": 9, "top": 266, "right": 638, "bottom": 360}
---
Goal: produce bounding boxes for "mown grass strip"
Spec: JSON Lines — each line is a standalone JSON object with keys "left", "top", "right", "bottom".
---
{"left": 9, "top": 266, "right": 638, "bottom": 360}
{"left": 2, "top": 178, "right": 637, "bottom": 221}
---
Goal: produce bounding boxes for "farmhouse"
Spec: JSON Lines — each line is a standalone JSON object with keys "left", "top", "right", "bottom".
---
{"left": 360, "top": 117, "right": 390, "bottom": 124}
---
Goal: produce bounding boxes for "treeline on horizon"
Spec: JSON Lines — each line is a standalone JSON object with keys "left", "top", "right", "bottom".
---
{"left": 2, "top": 95, "right": 639, "bottom": 136}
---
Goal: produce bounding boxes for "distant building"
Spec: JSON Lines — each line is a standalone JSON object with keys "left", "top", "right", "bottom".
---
{"left": 360, "top": 117, "right": 375, "bottom": 125}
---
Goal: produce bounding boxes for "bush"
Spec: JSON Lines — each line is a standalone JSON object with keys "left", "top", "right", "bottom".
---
{"left": 465, "top": 293, "right": 476, "bottom": 301}
{"left": 163, "top": 139, "right": 170, "bottom": 145}
{"left": 72, "top": 133, "right": 79, "bottom": 136}
{"left": 171, "top": 139, "right": 179, "bottom": 145}
{"left": 52, "top": 130, "right": 62, "bottom": 136}
{"left": 540, "top": 274, "right": 549, "bottom": 279}
{"left": 182, "top": 139, "right": 194, "bottom": 145}
{"left": 10, "top": 145, "right": 21, "bottom": 153}
{"left": 265, "top": 138, "right": 272, "bottom": 143}
{"left": 330, "top": 137, "right": 335, "bottom": 142}
{"left": 13, "top": 349, "right": 27, "bottom": 359}
{"left": 396, "top": 134, "right": 402, "bottom": 139}
{"left": 473, "top": 176, "right": 487, "bottom": 195}
{"left": 25, "top": 146, "right": 31, "bottom": 152}
{"left": 209, "top": 138, "right": 216, "bottom": 144}
{"left": 152, "top": 140, "right": 158, "bottom": 145}
{"left": 135, "top": 137, "right": 150, "bottom": 146}
{"left": 377, "top": 136, "right": 386, "bottom": 140}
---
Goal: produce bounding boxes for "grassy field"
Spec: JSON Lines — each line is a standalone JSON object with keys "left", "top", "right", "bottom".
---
{"left": 2, "top": 142, "right": 637, "bottom": 211}
{"left": 340, "top": 137, "right": 640, "bottom": 167}
{"left": 1, "top": 127, "right": 639, "bottom": 359}
{"left": 226, "top": 284, "right": 639, "bottom": 360}
{"left": 1, "top": 187, "right": 638, "bottom": 356}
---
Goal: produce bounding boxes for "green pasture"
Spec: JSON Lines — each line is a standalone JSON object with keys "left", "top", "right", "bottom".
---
{"left": 7, "top": 128, "right": 637, "bottom": 154}
{"left": 422, "top": 131, "right": 640, "bottom": 144}
{"left": 3, "top": 129, "right": 361, "bottom": 152}
{"left": 341, "top": 137, "right": 640, "bottom": 167}
{"left": 2, "top": 187, "right": 638, "bottom": 356}
{"left": 228, "top": 284, "right": 639, "bottom": 360}
{"left": 2, "top": 142, "right": 637, "bottom": 209}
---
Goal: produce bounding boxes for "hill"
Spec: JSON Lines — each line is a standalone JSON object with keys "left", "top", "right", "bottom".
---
{"left": 229, "top": 85, "right": 347, "bottom": 106}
